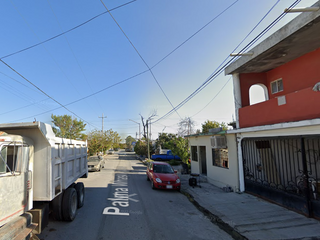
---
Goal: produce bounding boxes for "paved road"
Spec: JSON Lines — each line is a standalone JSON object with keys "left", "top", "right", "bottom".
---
{"left": 38, "top": 151, "right": 232, "bottom": 240}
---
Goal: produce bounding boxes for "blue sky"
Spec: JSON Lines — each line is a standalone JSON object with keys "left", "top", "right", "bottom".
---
{"left": 0, "top": 0, "right": 317, "bottom": 140}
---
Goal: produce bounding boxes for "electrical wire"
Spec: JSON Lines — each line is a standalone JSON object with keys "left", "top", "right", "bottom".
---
{"left": 100, "top": 0, "right": 181, "bottom": 120}
{"left": 3, "top": 0, "right": 241, "bottom": 119}
{"left": 9, "top": 0, "right": 84, "bottom": 99}
{"left": 188, "top": 0, "right": 280, "bottom": 118}
{"left": 0, "top": 98, "right": 50, "bottom": 116}
{"left": 46, "top": 0, "right": 104, "bottom": 113}
{"left": 150, "top": 0, "right": 239, "bottom": 70}
{"left": 191, "top": 77, "right": 232, "bottom": 118}
{"left": 12, "top": 69, "right": 150, "bottom": 121}
{"left": 0, "top": 0, "right": 137, "bottom": 60}
{"left": 0, "top": 59, "right": 99, "bottom": 129}
{"left": 153, "top": 0, "right": 301, "bottom": 124}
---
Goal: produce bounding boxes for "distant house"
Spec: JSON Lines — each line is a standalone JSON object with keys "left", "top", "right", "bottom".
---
{"left": 187, "top": 129, "right": 239, "bottom": 191}
{"left": 225, "top": 1, "right": 320, "bottom": 218}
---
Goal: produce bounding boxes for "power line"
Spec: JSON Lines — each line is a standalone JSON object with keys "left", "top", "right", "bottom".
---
{"left": 191, "top": 77, "right": 232, "bottom": 118}
{"left": 150, "top": 0, "right": 239, "bottom": 70}
{"left": 46, "top": 0, "right": 104, "bottom": 113}
{"left": 3, "top": 1, "right": 241, "bottom": 119}
{"left": 0, "top": 59, "right": 98, "bottom": 129}
{"left": 9, "top": 69, "right": 149, "bottom": 121}
{"left": 189, "top": 0, "right": 280, "bottom": 118}
{"left": 10, "top": 0, "right": 84, "bottom": 100}
{"left": 153, "top": 0, "right": 301, "bottom": 124}
{"left": 100, "top": 0, "right": 181, "bottom": 120}
{"left": 0, "top": 0, "right": 137, "bottom": 60}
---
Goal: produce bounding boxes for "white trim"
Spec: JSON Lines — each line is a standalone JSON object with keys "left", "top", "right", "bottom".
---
{"left": 237, "top": 137, "right": 245, "bottom": 192}
{"left": 227, "top": 118, "right": 320, "bottom": 134}
{"left": 232, "top": 73, "right": 241, "bottom": 129}
{"left": 271, "top": 78, "right": 283, "bottom": 94}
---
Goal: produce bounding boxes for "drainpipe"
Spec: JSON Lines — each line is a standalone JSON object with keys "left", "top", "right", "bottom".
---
{"left": 232, "top": 73, "right": 242, "bottom": 129}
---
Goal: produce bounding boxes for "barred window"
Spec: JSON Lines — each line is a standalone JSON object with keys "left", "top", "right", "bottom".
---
{"left": 191, "top": 146, "right": 198, "bottom": 162}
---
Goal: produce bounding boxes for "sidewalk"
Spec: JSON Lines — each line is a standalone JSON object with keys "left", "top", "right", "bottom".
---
{"left": 178, "top": 174, "right": 320, "bottom": 240}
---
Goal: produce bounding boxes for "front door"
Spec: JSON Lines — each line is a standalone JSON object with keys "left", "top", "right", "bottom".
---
{"left": 199, "top": 146, "right": 207, "bottom": 175}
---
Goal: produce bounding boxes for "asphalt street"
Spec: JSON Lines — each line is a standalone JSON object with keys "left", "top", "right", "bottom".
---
{"left": 38, "top": 151, "right": 232, "bottom": 240}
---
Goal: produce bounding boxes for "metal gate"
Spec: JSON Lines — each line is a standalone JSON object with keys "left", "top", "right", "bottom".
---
{"left": 242, "top": 136, "right": 320, "bottom": 218}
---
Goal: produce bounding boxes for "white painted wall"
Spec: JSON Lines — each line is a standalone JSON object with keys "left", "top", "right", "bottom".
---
{"left": 189, "top": 133, "right": 239, "bottom": 191}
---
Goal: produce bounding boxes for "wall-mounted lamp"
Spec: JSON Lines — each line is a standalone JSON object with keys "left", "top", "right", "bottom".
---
{"left": 284, "top": 7, "right": 320, "bottom": 13}
{"left": 230, "top": 52, "right": 253, "bottom": 57}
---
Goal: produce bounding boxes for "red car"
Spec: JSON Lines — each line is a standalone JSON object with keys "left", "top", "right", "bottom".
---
{"left": 146, "top": 161, "right": 181, "bottom": 191}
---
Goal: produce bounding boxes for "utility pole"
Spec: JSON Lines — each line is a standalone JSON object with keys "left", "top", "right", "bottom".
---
{"left": 129, "top": 119, "right": 140, "bottom": 140}
{"left": 149, "top": 120, "right": 152, "bottom": 140}
{"left": 147, "top": 119, "right": 150, "bottom": 159}
{"left": 99, "top": 114, "right": 107, "bottom": 132}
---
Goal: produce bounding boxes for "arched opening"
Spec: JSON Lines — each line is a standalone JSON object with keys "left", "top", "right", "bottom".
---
{"left": 249, "top": 84, "right": 269, "bottom": 105}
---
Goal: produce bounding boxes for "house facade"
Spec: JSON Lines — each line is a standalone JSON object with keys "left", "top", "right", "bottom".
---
{"left": 188, "top": 131, "right": 239, "bottom": 191}
{"left": 225, "top": 1, "right": 320, "bottom": 218}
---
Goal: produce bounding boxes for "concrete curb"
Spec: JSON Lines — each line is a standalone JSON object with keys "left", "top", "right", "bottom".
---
{"left": 180, "top": 189, "right": 248, "bottom": 240}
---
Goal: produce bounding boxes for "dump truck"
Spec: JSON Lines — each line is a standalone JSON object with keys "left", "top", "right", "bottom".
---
{"left": 0, "top": 122, "right": 88, "bottom": 239}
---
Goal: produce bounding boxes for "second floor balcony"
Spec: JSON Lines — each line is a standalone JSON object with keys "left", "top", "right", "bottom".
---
{"left": 239, "top": 87, "right": 320, "bottom": 128}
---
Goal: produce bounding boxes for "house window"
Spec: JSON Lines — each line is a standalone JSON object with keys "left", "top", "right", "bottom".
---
{"left": 191, "top": 146, "right": 198, "bottom": 162}
{"left": 212, "top": 148, "right": 228, "bottom": 168}
{"left": 271, "top": 79, "right": 283, "bottom": 94}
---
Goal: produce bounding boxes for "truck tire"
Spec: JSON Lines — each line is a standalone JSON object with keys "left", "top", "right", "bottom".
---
{"left": 75, "top": 182, "right": 85, "bottom": 208}
{"left": 51, "top": 192, "right": 63, "bottom": 221}
{"left": 62, "top": 188, "right": 78, "bottom": 221}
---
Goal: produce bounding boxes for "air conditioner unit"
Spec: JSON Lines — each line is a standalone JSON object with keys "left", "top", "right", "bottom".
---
{"left": 210, "top": 136, "right": 227, "bottom": 149}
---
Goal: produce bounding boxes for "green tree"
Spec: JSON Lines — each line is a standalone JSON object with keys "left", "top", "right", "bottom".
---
{"left": 169, "top": 137, "right": 189, "bottom": 164}
{"left": 106, "top": 130, "right": 121, "bottom": 149}
{"left": 87, "top": 129, "right": 121, "bottom": 156}
{"left": 126, "top": 135, "right": 136, "bottom": 149}
{"left": 201, "top": 120, "right": 228, "bottom": 133}
{"left": 155, "top": 133, "right": 177, "bottom": 150}
{"left": 87, "top": 130, "right": 111, "bottom": 156}
{"left": 51, "top": 114, "right": 86, "bottom": 140}
{"left": 134, "top": 140, "right": 154, "bottom": 157}
{"left": 154, "top": 133, "right": 189, "bottom": 164}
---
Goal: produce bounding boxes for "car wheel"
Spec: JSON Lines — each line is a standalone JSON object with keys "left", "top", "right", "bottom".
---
{"left": 62, "top": 188, "right": 78, "bottom": 221}
{"left": 151, "top": 180, "right": 156, "bottom": 190}
{"left": 99, "top": 166, "right": 101, "bottom": 171}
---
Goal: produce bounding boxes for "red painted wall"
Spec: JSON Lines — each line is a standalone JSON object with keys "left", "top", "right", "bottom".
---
{"left": 239, "top": 47, "right": 320, "bottom": 127}
{"left": 239, "top": 88, "right": 320, "bottom": 128}
{"left": 266, "top": 48, "right": 320, "bottom": 97}
{"left": 239, "top": 73, "right": 267, "bottom": 107}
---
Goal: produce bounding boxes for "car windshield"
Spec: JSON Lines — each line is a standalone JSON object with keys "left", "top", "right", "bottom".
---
{"left": 88, "top": 157, "right": 101, "bottom": 162}
{"left": 153, "top": 164, "right": 174, "bottom": 174}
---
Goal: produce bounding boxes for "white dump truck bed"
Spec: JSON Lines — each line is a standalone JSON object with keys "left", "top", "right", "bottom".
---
{"left": 0, "top": 121, "right": 88, "bottom": 202}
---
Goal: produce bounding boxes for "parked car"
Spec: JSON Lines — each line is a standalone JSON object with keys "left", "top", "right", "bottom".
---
{"left": 108, "top": 149, "right": 114, "bottom": 155}
{"left": 151, "top": 150, "right": 181, "bottom": 161}
{"left": 146, "top": 161, "right": 181, "bottom": 191}
{"left": 87, "top": 156, "right": 105, "bottom": 172}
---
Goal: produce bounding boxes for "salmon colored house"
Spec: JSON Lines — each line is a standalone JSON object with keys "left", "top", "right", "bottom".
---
{"left": 225, "top": 1, "right": 320, "bottom": 218}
